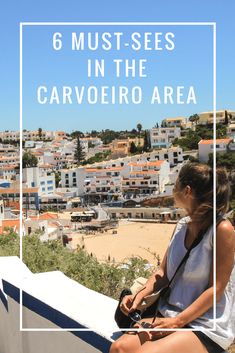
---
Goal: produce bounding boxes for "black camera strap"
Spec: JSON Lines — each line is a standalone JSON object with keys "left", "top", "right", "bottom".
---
{"left": 152, "top": 215, "right": 225, "bottom": 322}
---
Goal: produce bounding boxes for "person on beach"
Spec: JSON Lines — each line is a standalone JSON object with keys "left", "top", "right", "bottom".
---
{"left": 110, "top": 163, "right": 235, "bottom": 353}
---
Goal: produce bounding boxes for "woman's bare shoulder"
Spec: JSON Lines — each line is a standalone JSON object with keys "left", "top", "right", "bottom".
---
{"left": 217, "top": 219, "right": 234, "bottom": 232}
{"left": 217, "top": 219, "right": 235, "bottom": 247}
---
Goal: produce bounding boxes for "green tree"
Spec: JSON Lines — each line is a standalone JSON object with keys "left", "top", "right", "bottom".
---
{"left": 70, "top": 131, "right": 84, "bottom": 139}
{"left": 143, "top": 130, "right": 150, "bottom": 152}
{"left": 38, "top": 127, "right": 42, "bottom": 139}
{"left": 130, "top": 141, "right": 138, "bottom": 154}
{"left": 224, "top": 110, "right": 229, "bottom": 125}
{"left": 54, "top": 172, "right": 61, "bottom": 188}
{"left": 208, "top": 151, "right": 235, "bottom": 171}
{"left": 136, "top": 123, "right": 142, "bottom": 136}
{"left": 0, "top": 230, "right": 19, "bottom": 257}
{"left": 22, "top": 151, "right": 38, "bottom": 168}
{"left": 99, "top": 129, "right": 119, "bottom": 144}
{"left": 74, "top": 136, "right": 85, "bottom": 164}
{"left": 189, "top": 114, "right": 200, "bottom": 125}
{"left": 82, "top": 151, "right": 111, "bottom": 165}
{"left": 1, "top": 232, "right": 153, "bottom": 299}
{"left": 173, "top": 130, "right": 201, "bottom": 150}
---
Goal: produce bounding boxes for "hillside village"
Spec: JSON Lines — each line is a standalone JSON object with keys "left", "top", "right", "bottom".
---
{"left": 0, "top": 109, "right": 235, "bottom": 245}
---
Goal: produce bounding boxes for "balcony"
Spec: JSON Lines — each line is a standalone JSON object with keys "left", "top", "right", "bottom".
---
{"left": 0, "top": 256, "right": 120, "bottom": 353}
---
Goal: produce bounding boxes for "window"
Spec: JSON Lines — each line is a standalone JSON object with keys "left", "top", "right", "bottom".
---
{"left": 72, "top": 172, "right": 76, "bottom": 177}
{"left": 40, "top": 181, "right": 45, "bottom": 185}
{"left": 48, "top": 186, "right": 53, "bottom": 191}
{"left": 65, "top": 174, "right": 69, "bottom": 178}
{"left": 47, "top": 180, "right": 53, "bottom": 184}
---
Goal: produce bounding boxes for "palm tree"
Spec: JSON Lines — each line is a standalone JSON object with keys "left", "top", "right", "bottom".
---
{"left": 136, "top": 123, "right": 142, "bottom": 146}
{"left": 189, "top": 114, "right": 200, "bottom": 126}
{"left": 136, "top": 123, "right": 142, "bottom": 135}
{"left": 38, "top": 127, "right": 42, "bottom": 139}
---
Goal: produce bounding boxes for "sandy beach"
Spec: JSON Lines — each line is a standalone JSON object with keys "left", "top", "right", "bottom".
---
{"left": 71, "top": 221, "right": 175, "bottom": 265}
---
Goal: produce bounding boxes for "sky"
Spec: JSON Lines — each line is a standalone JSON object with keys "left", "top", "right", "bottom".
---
{"left": 0, "top": 0, "right": 234, "bottom": 132}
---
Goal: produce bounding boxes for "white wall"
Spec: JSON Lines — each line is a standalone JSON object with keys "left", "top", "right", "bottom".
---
{"left": 0, "top": 257, "right": 121, "bottom": 353}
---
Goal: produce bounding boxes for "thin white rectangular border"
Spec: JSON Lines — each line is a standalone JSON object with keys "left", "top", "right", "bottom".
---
{"left": 19, "top": 21, "right": 216, "bottom": 332}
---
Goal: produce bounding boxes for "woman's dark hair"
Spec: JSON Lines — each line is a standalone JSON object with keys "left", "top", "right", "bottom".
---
{"left": 176, "top": 162, "right": 230, "bottom": 232}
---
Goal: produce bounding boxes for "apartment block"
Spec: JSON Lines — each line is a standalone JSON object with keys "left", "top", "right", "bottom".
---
{"left": 23, "top": 167, "right": 55, "bottom": 195}
{"left": 161, "top": 116, "right": 187, "bottom": 128}
{"left": 122, "top": 160, "right": 170, "bottom": 197}
{"left": 149, "top": 127, "right": 181, "bottom": 149}
{"left": 198, "top": 110, "right": 235, "bottom": 125}
{"left": 60, "top": 159, "right": 170, "bottom": 202}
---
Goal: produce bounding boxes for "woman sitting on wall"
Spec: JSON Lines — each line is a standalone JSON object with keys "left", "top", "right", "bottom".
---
{"left": 110, "top": 163, "right": 235, "bottom": 353}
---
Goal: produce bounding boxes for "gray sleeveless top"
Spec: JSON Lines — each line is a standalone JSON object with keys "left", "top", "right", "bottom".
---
{"left": 158, "top": 217, "right": 235, "bottom": 349}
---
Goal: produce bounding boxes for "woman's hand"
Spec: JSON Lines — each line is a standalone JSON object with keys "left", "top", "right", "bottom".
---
{"left": 120, "top": 294, "right": 144, "bottom": 316}
{"left": 151, "top": 316, "right": 183, "bottom": 329}
{"left": 146, "top": 317, "right": 182, "bottom": 340}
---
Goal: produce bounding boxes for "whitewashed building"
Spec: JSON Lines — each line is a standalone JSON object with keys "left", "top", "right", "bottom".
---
{"left": 23, "top": 167, "right": 55, "bottom": 195}
{"left": 149, "top": 127, "right": 181, "bottom": 148}
{"left": 227, "top": 123, "right": 235, "bottom": 138}
{"left": 60, "top": 159, "right": 170, "bottom": 201}
{"left": 198, "top": 138, "right": 232, "bottom": 162}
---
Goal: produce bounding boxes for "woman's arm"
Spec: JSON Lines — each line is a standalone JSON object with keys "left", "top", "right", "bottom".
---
{"left": 121, "top": 225, "right": 179, "bottom": 315}
{"left": 121, "top": 248, "right": 169, "bottom": 315}
{"left": 152, "top": 220, "right": 235, "bottom": 329}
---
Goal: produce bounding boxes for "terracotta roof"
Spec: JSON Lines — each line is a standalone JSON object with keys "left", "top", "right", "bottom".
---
{"left": 0, "top": 219, "right": 21, "bottom": 233}
{"left": 85, "top": 167, "right": 123, "bottom": 173}
{"left": 130, "top": 171, "right": 158, "bottom": 175}
{"left": 0, "top": 165, "right": 18, "bottom": 170}
{"left": 129, "top": 161, "right": 164, "bottom": 167}
{"left": 198, "top": 138, "right": 232, "bottom": 145}
{"left": 39, "top": 164, "right": 54, "bottom": 168}
{"left": 31, "top": 212, "right": 59, "bottom": 221}
{"left": 0, "top": 187, "right": 39, "bottom": 194}
{"left": 0, "top": 156, "right": 19, "bottom": 160}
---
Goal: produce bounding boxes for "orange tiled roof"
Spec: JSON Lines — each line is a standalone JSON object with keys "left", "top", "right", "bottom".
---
{"left": 0, "top": 187, "right": 39, "bottom": 194}
{"left": 31, "top": 213, "right": 58, "bottom": 220}
{"left": 130, "top": 170, "right": 158, "bottom": 175}
{"left": 129, "top": 160, "right": 164, "bottom": 167}
{"left": 198, "top": 138, "right": 232, "bottom": 145}
{"left": 0, "top": 165, "right": 18, "bottom": 170}
{"left": 1, "top": 219, "right": 20, "bottom": 231}
{"left": 85, "top": 167, "right": 123, "bottom": 172}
